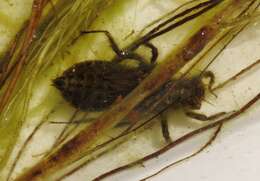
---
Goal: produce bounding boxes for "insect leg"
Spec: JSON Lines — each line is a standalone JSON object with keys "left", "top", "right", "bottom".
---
{"left": 202, "top": 71, "right": 215, "bottom": 89}
{"left": 160, "top": 114, "right": 171, "bottom": 142}
{"left": 201, "top": 71, "right": 217, "bottom": 97}
{"left": 185, "top": 111, "right": 226, "bottom": 121}
{"left": 143, "top": 42, "right": 159, "bottom": 64}
{"left": 81, "top": 30, "right": 147, "bottom": 64}
{"left": 80, "top": 30, "right": 122, "bottom": 56}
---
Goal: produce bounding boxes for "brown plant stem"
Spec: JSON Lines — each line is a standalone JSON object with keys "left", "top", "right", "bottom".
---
{"left": 0, "top": 0, "right": 47, "bottom": 113}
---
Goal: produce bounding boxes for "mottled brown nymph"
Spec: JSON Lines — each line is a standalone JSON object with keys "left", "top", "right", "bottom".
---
{"left": 52, "top": 29, "right": 158, "bottom": 111}
{"left": 53, "top": 61, "right": 152, "bottom": 111}
{"left": 52, "top": 29, "right": 217, "bottom": 142}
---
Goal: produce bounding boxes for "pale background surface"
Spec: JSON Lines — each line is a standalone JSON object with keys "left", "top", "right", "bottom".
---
{"left": 0, "top": 1, "right": 259, "bottom": 181}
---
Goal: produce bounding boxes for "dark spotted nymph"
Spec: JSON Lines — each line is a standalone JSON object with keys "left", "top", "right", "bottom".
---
{"left": 53, "top": 30, "right": 158, "bottom": 112}
{"left": 53, "top": 60, "right": 152, "bottom": 111}
{"left": 52, "top": 30, "right": 223, "bottom": 142}
{"left": 52, "top": 0, "right": 222, "bottom": 113}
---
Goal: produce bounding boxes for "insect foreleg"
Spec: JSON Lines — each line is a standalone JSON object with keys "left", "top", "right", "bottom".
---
{"left": 143, "top": 42, "right": 159, "bottom": 64}
{"left": 160, "top": 114, "right": 172, "bottom": 143}
{"left": 80, "top": 30, "right": 122, "bottom": 55}
{"left": 201, "top": 71, "right": 216, "bottom": 97}
{"left": 81, "top": 30, "right": 147, "bottom": 65}
{"left": 201, "top": 71, "right": 215, "bottom": 89}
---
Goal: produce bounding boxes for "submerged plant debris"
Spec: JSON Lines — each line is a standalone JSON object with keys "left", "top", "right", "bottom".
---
{"left": 0, "top": 0, "right": 259, "bottom": 181}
